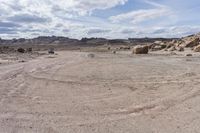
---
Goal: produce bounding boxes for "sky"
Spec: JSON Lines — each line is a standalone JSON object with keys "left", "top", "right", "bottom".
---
{"left": 0, "top": 0, "right": 200, "bottom": 39}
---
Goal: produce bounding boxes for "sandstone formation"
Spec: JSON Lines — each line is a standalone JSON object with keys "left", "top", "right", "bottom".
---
{"left": 132, "top": 45, "right": 149, "bottom": 54}
{"left": 149, "top": 33, "right": 200, "bottom": 53}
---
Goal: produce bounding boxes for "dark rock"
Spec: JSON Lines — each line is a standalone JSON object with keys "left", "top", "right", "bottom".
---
{"left": 112, "top": 51, "right": 116, "bottom": 54}
{"left": 48, "top": 48, "right": 55, "bottom": 54}
{"left": 186, "top": 54, "right": 192, "bottom": 57}
{"left": 26, "top": 48, "right": 32, "bottom": 52}
{"left": 120, "top": 46, "right": 130, "bottom": 50}
{"left": 17, "top": 48, "right": 25, "bottom": 53}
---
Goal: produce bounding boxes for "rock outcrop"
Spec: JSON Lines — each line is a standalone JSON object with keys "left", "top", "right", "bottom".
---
{"left": 148, "top": 33, "right": 200, "bottom": 53}
{"left": 184, "top": 38, "right": 199, "bottom": 48}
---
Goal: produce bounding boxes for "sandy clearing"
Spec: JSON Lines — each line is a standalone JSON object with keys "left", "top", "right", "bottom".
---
{"left": 0, "top": 51, "right": 200, "bottom": 133}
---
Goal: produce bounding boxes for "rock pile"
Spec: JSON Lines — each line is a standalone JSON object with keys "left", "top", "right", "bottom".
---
{"left": 149, "top": 33, "right": 200, "bottom": 52}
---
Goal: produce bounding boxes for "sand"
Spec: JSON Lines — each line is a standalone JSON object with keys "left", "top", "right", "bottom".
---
{"left": 0, "top": 51, "right": 200, "bottom": 133}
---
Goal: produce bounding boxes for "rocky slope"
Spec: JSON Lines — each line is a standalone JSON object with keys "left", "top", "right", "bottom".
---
{"left": 149, "top": 33, "right": 200, "bottom": 52}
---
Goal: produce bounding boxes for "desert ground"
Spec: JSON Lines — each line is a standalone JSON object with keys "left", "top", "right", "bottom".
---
{"left": 0, "top": 48, "right": 200, "bottom": 133}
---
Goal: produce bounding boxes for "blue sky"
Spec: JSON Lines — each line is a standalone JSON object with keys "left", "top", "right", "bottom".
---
{"left": 0, "top": 0, "right": 200, "bottom": 39}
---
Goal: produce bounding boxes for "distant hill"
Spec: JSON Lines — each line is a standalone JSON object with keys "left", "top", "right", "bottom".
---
{"left": 0, "top": 36, "right": 177, "bottom": 46}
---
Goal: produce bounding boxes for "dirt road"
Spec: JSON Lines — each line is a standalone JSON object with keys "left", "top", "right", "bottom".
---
{"left": 0, "top": 51, "right": 200, "bottom": 133}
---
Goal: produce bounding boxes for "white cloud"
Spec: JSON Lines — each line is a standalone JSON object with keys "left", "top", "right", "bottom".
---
{"left": 0, "top": 0, "right": 128, "bottom": 17}
{"left": 0, "top": 0, "right": 128, "bottom": 38}
{"left": 74, "top": 0, "right": 127, "bottom": 15}
{"left": 0, "top": 0, "right": 199, "bottom": 39}
{"left": 110, "top": 1, "right": 172, "bottom": 24}
{"left": 87, "top": 28, "right": 111, "bottom": 35}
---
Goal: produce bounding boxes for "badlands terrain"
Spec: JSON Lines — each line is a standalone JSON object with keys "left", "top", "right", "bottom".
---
{"left": 0, "top": 34, "right": 200, "bottom": 133}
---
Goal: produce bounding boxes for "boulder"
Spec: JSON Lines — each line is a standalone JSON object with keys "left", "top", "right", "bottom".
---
{"left": 168, "top": 46, "right": 176, "bottom": 51}
{"left": 194, "top": 45, "right": 200, "bottom": 52}
{"left": 17, "top": 48, "right": 25, "bottom": 53}
{"left": 151, "top": 45, "right": 163, "bottom": 51}
{"left": 150, "top": 41, "right": 166, "bottom": 51}
{"left": 132, "top": 45, "right": 149, "bottom": 54}
{"left": 160, "top": 43, "right": 167, "bottom": 49}
{"left": 176, "top": 46, "right": 184, "bottom": 52}
{"left": 48, "top": 48, "right": 55, "bottom": 54}
{"left": 120, "top": 46, "right": 130, "bottom": 50}
{"left": 166, "top": 43, "right": 174, "bottom": 49}
{"left": 112, "top": 51, "right": 116, "bottom": 54}
{"left": 185, "top": 38, "right": 199, "bottom": 47}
